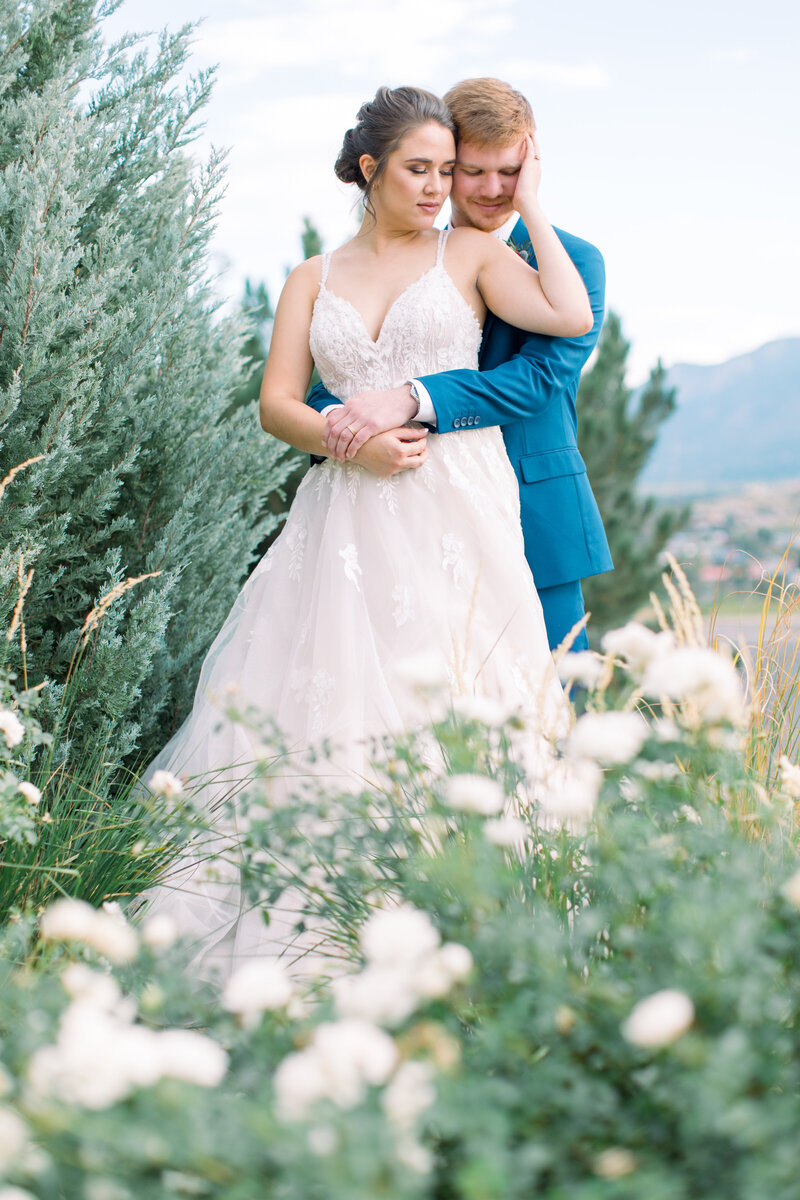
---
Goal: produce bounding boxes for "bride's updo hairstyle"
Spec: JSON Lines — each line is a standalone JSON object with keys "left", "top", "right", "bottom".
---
{"left": 335, "top": 86, "right": 456, "bottom": 216}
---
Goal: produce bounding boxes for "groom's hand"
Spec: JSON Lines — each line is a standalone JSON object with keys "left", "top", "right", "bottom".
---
{"left": 353, "top": 426, "right": 427, "bottom": 478}
{"left": 323, "top": 384, "right": 418, "bottom": 461}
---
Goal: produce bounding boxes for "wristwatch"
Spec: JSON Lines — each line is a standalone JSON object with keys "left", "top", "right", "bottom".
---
{"left": 408, "top": 380, "right": 422, "bottom": 419}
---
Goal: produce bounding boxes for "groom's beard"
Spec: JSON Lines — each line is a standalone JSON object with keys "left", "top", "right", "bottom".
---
{"left": 449, "top": 196, "right": 514, "bottom": 234}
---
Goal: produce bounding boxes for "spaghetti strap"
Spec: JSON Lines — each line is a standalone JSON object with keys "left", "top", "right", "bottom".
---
{"left": 319, "top": 252, "right": 331, "bottom": 288}
{"left": 435, "top": 227, "right": 450, "bottom": 267}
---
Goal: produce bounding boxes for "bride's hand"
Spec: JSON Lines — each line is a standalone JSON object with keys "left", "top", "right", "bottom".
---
{"left": 323, "top": 385, "right": 418, "bottom": 460}
{"left": 512, "top": 131, "right": 542, "bottom": 215}
{"left": 353, "top": 427, "right": 427, "bottom": 478}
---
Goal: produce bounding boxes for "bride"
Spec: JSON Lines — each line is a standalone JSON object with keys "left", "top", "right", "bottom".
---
{"left": 142, "top": 86, "right": 592, "bottom": 976}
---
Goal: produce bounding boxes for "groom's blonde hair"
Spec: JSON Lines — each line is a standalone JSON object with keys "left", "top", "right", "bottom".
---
{"left": 444, "top": 78, "right": 535, "bottom": 148}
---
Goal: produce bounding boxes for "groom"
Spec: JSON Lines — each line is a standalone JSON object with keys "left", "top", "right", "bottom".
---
{"left": 307, "top": 77, "right": 612, "bottom": 653}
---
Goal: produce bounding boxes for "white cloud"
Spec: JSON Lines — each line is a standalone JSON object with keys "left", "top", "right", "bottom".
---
{"left": 497, "top": 59, "right": 611, "bottom": 89}
{"left": 198, "top": 0, "right": 518, "bottom": 80}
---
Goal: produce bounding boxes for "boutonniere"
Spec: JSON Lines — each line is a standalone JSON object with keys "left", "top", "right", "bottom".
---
{"left": 507, "top": 234, "right": 533, "bottom": 264}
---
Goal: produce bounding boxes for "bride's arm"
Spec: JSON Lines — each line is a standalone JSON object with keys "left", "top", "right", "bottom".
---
{"left": 453, "top": 135, "right": 593, "bottom": 338}
{"left": 259, "top": 260, "right": 334, "bottom": 456}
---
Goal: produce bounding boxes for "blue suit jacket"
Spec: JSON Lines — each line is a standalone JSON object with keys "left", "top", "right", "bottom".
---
{"left": 307, "top": 219, "right": 613, "bottom": 590}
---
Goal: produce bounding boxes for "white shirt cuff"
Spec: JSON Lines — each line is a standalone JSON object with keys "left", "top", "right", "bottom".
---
{"left": 411, "top": 380, "right": 437, "bottom": 427}
{"left": 320, "top": 404, "right": 340, "bottom": 418}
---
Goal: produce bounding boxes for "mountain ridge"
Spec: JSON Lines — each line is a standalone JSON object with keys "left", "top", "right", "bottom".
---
{"left": 635, "top": 336, "right": 800, "bottom": 496}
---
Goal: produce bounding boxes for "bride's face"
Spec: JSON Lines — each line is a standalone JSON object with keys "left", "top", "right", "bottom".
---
{"left": 364, "top": 122, "right": 456, "bottom": 229}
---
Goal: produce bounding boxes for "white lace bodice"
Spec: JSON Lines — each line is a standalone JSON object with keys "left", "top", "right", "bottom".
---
{"left": 309, "top": 230, "right": 482, "bottom": 399}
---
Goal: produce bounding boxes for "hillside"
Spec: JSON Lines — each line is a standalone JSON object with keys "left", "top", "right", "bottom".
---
{"left": 639, "top": 337, "right": 800, "bottom": 495}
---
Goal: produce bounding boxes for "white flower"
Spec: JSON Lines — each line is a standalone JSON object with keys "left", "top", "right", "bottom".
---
{"left": 307, "top": 1125, "right": 338, "bottom": 1156}
{"left": 483, "top": 815, "right": 528, "bottom": 851}
{"left": 156, "top": 1030, "right": 228, "bottom": 1087}
{"left": 274, "top": 1019, "right": 398, "bottom": 1120}
{"left": 642, "top": 646, "right": 746, "bottom": 725}
{"left": 332, "top": 967, "right": 419, "bottom": 1027}
{"left": 637, "top": 760, "right": 680, "bottom": 783}
{"left": 451, "top": 694, "right": 512, "bottom": 726}
{"left": 538, "top": 760, "right": 602, "bottom": 829}
{"left": 415, "top": 942, "right": 473, "bottom": 999}
{"left": 567, "top": 711, "right": 648, "bottom": 766}
{"left": 778, "top": 756, "right": 800, "bottom": 800}
{"left": 141, "top": 914, "right": 179, "bottom": 951}
{"left": 0, "top": 1107, "right": 29, "bottom": 1172}
{"left": 395, "top": 652, "right": 448, "bottom": 692}
{"left": 61, "top": 964, "right": 125, "bottom": 1012}
{"left": 40, "top": 898, "right": 138, "bottom": 963}
{"left": 222, "top": 960, "right": 294, "bottom": 1020}
{"left": 273, "top": 1049, "right": 330, "bottom": 1120}
{"left": 442, "top": 773, "right": 505, "bottom": 815}
{"left": 148, "top": 770, "right": 183, "bottom": 799}
{"left": 557, "top": 651, "right": 605, "bottom": 690}
{"left": 395, "top": 1136, "right": 434, "bottom": 1174}
{"left": 27, "top": 990, "right": 226, "bottom": 1110}
{"left": 622, "top": 988, "right": 695, "bottom": 1048}
{"left": 780, "top": 868, "right": 800, "bottom": 908}
{"left": 361, "top": 904, "right": 441, "bottom": 968}
{"left": 17, "top": 781, "right": 41, "bottom": 805}
{"left": 602, "top": 622, "right": 675, "bottom": 672}
{"left": 0, "top": 710, "right": 25, "bottom": 748}
{"left": 594, "top": 1148, "right": 638, "bottom": 1179}
{"left": 382, "top": 1061, "right": 436, "bottom": 1130}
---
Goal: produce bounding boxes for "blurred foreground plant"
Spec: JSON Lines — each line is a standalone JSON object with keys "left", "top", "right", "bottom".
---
{"left": 2, "top": 598, "right": 799, "bottom": 1198}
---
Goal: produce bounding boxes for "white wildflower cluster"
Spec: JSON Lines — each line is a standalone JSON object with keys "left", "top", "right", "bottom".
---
{"left": 222, "top": 959, "right": 294, "bottom": 1028}
{"left": 273, "top": 1018, "right": 398, "bottom": 1120}
{"left": 601, "top": 623, "right": 675, "bottom": 673}
{"left": 778, "top": 756, "right": 800, "bottom": 800}
{"left": 451, "top": 694, "right": 515, "bottom": 727}
{"left": 382, "top": 1060, "right": 437, "bottom": 1174}
{"left": 27, "top": 965, "right": 227, "bottom": 1109}
{"left": 621, "top": 988, "right": 695, "bottom": 1048}
{"left": 273, "top": 902, "right": 464, "bottom": 1173}
{"left": 0, "top": 709, "right": 25, "bottom": 749}
{"left": 780, "top": 868, "right": 800, "bottom": 908}
{"left": 442, "top": 773, "right": 504, "bottom": 815}
{"left": 17, "top": 781, "right": 41, "bottom": 805}
{"left": 537, "top": 759, "right": 602, "bottom": 831}
{"left": 0, "top": 1106, "right": 31, "bottom": 1174}
{"left": 148, "top": 770, "right": 184, "bottom": 799}
{"left": 483, "top": 815, "right": 529, "bottom": 851}
{"left": 602, "top": 622, "right": 747, "bottom": 728}
{"left": 331, "top": 903, "right": 473, "bottom": 1027}
{"left": 40, "top": 898, "right": 138, "bottom": 963}
{"left": 642, "top": 646, "right": 746, "bottom": 726}
{"left": 557, "top": 650, "right": 605, "bottom": 690}
{"left": 567, "top": 711, "right": 648, "bottom": 766}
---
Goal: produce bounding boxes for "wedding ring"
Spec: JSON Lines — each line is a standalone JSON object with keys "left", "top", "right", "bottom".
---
{"left": 347, "top": 425, "right": 357, "bottom": 435}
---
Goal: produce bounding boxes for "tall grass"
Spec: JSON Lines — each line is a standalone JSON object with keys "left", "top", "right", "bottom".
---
{"left": 708, "top": 538, "right": 800, "bottom": 827}
{"left": 1, "top": 571, "right": 177, "bottom": 924}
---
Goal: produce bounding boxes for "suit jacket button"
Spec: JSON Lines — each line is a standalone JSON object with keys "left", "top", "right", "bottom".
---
{"left": 454, "top": 418, "right": 461, "bottom": 428}
{"left": 474, "top": 416, "right": 481, "bottom": 424}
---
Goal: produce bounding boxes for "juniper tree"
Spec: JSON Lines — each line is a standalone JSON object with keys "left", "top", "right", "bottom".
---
{"left": 579, "top": 313, "right": 689, "bottom": 634}
{"left": 0, "top": 0, "right": 295, "bottom": 765}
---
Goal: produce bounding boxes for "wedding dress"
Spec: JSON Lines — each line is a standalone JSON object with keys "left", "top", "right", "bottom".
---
{"left": 143, "top": 229, "right": 568, "bottom": 975}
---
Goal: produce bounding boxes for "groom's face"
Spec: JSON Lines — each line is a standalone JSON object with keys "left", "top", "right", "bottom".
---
{"left": 450, "top": 138, "right": 527, "bottom": 232}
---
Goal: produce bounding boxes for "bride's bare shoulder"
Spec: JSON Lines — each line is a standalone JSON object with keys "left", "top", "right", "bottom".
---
{"left": 446, "top": 225, "right": 500, "bottom": 262}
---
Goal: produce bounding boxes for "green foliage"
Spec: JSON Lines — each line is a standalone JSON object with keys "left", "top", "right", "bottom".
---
{"left": 301, "top": 214, "right": 323, "bottom": 260}
{"left": 225, "top": 279, "right": 273, "bottom": 414}
{"left": 579, "top": 313, "right": 689, "bottom": 634}
{"left": 0, "top": 0, "right": 296, "bottom": 769}
{"left": 1, "top": 624, "right": 799, "bottom": 1197}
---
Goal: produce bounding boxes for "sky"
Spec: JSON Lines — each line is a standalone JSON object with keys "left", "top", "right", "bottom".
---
{"left": 103, "top": 0, "right": 799, "bottom": 382}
